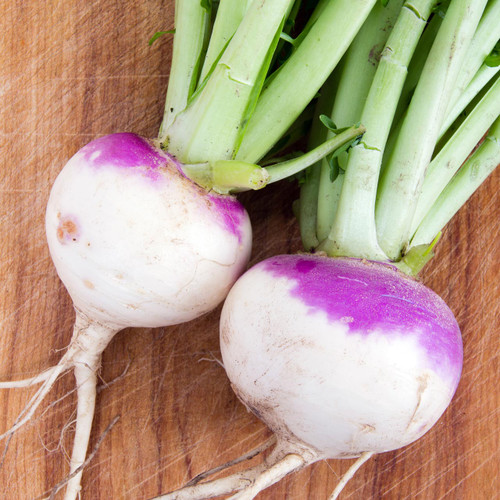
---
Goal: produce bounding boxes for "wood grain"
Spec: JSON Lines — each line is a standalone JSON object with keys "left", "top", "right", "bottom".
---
{"left": 0, "top": 1, "right": 498, "bottom": 499}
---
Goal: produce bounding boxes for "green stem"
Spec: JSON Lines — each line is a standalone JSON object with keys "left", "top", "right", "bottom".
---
{"left": 375, "top": 0, "right": 487, "bottom": 261}
{"left": 410, "top": 74, "right": 500, "bottom": 235}
{"left": 389, "top": 5, "right": 444, "bottom": 135}
{"left": 316, "top": 133, "right": 342, "bottom": 243}
{"left": 321, "top": 0, "right": 437, "bottom": 261}
{"left": 198, "top": 0, "right": 253, "bottom": 83}
{"left": 439, "top": 63, "right": 500, "bottom": 139}
{"left": 164, "top": 0, "right": 293, "bottom": 164}
{"left": 158, "top": 0, "right": 210, "bottom": 139}
{"left": 444, "top": 0, "right": 500, "bottom": 119}
{"left": 410, "top": 116, "right": 500, "bottom": 248}
{"left": 180, "top": 124, "right": 366, "bottom": 194}
{"left": 298, "top": 73, "right": 340, "bottom": 252}
{"left": 316, "top": 0, "right": 404, "bottom": 243}
{"left": 235, "top": 0, "right": 378, "bottom": 165}
{"left": 329, "top": 1, "right": 402, "bottom": 126}
{"left": 181, "top": 160, "right": 268, "bottom": 194}
{"left": 307, "top": 71, "right": 342, "bottom": 243}
{"left": 265, "top": 124, "right": 366, "bottom": 184}
{"left": 381, "top": 9, "right": 444, "bottom": 173}
{"left": 299, "top": 165, "right": 322, "bottom": 251}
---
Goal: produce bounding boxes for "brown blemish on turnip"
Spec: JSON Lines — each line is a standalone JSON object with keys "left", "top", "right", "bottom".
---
{"left": 57, "top": 216, "right": 80, "bottom": 244}
{"left": 360, "top": 423, "right": 376, "bottom": 433}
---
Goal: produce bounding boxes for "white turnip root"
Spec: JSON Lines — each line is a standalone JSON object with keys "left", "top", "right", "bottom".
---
{"left": 219, "top": 255, "right": 462, "bottom": 497}
{"left": 221, "top": 254, "right": 462, "bottom": 450}
{"left": 46, "top": 133, "right": 251, "bottom": 329}
{"left": 0, "top": 132, "right": 252, "bottom": 500}
{"left": 158, "top": 254, "right": 463, "bottom": 500}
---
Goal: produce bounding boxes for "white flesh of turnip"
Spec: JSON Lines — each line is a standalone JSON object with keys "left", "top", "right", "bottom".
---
{"left": 0, "top": 132, "right": 252, "bottom": 500}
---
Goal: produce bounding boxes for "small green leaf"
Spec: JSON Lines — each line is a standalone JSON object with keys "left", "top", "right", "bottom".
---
{"left": 328, "top": 155, "right": 340, "bottom": 182}
{"left": 325, "top": 133, "right": 365, "bottom": 182}
{"left": 330, "top": 137, "right": 360, "bottom": 159}
{"left": 294, "top": 168, "right": 309, "bottom": 186}
{"left": 396, "top": 232, "right": 441, "bottom": 276}
{"left": 318, "top": 116, "right": 365, "bottom": 182}
{"left": 319, "top": 115, "right": 361, "bottom": 136}
{"left": 148, "top": 30, "right": 175, "bottom": 46}
{"left": 200, "top": 0, "right": 219, "bottom": 13}
{"left": 279, "top": 32, "right": 298, "bottom": 47}
{"left": 432, "top": 0, "right": 449, "bottom": 18}
{"left": 485, "top": 41, "right": 500, "bottom": 67}
{"left": 319, "top": 114, "right": 337, "bottom": 132}
{"left": 485, "top": 54, "right": 500, "bottom": 67}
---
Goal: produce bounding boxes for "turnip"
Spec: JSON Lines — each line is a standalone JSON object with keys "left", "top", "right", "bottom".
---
{"left": 0, "top": 1, "right": 373, "bottom": 498}
{"left": 1, "top": 132, "right": 253, "bottom": 500}
{"left": 157, "top": 0, "right": 500, "bottom": 498}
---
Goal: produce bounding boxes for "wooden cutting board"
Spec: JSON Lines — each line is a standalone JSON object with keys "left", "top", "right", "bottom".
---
{"left": 0, "top": 1, "right": 498, "bottom": 499}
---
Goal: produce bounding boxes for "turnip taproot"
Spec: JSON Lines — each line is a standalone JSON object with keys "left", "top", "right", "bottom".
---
{"left": 157, "top": 256, "right": 466, "bottom": 500}
{"left": 217, "top": 255, "right": 463, "bottom": 498}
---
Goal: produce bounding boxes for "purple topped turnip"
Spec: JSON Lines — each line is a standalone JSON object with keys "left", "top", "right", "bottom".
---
{"left": 2, "top": 132, "right": 253, "bottom": 500}
{"left": 221, "top": 255, "right": 463, "bottom": 462}
{"left": 46, "top": 133, "right": 252, "bottom": 330}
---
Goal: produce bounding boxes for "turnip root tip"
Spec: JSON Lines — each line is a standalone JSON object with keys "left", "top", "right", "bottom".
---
{"left": 46, "top": 415, "right": 120, "bottom": 500}
{"left": 0, "top": 366, "right": 60, "bottom": 389}
{"left": 0, "top": 310, "right": 117, "bottom": 498}
{"left": 154, "top": 465, "right": 266, "bottom": 500}
{"left": 328, "top": 452, "right": 374, "bottom": 500}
